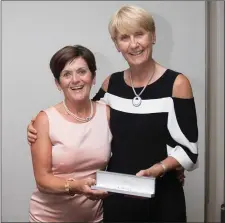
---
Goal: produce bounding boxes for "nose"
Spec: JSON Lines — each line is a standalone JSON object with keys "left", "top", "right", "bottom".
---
{"left": 71, "top": 73, "right": 80, "bottom": 83}
{"left": 129, "top": 36, "right": 138, "bottom": 48}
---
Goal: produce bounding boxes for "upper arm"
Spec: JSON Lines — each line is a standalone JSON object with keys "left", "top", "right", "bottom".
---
{"left": 169, "top": 75, "right": 198, "bottom": 170}
{"left": 172, "top": 74, "right": 193, "bottom": 98}
{"left": 30, "top": 111, "right": 52, "bottom": 184}
{"left": 92, "top": 75, "right": 111, "bottom": 102}
{"left": 101, "top": 75, "right": 111, "bottom": 92}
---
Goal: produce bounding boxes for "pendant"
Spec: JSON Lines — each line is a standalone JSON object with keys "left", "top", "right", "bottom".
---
{"left": 132, "top": 96, "right": 142, "bottom": 107}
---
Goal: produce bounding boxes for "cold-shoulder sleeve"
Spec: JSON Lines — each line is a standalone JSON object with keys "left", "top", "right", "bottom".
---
{"left": 167, "top": 97, "right": 198, "bottom": 171}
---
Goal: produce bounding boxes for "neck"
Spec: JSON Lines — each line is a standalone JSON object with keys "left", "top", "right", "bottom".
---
{"left": 129, "top": 59, "right": 156, "bottom": 83}
{"left": 64, "top": 98, "right": 91, "bottom": 116}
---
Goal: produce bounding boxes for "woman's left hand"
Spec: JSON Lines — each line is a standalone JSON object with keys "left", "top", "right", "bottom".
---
{"left": 136, "top": 163, "right": 165, "bottom": 178}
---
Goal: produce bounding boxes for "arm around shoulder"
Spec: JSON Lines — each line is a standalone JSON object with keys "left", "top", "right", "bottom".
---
{"left": 101, "top": 75, "right": 111, "bottom": 92}
{"left": 92, "top": 75, "right": 111, "bottom": 102}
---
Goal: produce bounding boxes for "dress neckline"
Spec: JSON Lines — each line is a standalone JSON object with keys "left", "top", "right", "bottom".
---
{"left": 51, "top": 101, "right": 98, "bottom": 125}
{"left": 122, "top": 69, "right": 169, "bottom": 90}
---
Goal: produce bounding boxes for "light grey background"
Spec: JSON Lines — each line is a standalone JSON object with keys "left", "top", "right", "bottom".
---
{"left": 2, "top": 1, "right": 206, "bottom": 222}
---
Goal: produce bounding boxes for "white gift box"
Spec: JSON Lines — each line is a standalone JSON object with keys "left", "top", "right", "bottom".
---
{"left": 91, "top": 170, "right": 156, "bottom": 198}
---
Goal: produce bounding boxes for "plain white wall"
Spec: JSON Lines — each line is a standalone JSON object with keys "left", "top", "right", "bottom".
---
{"left": 2, "top": 1, "right": 206, "bottom": 221}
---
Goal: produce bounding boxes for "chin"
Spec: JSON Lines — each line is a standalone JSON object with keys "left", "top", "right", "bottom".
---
{"left": 71, "top": 95, "right": 87, "bottom": 102}
{"left": 128, "top": 56, "right": 148, "bottom": 66}
{"left": 130, "top": 59, "right": 147, "bottom": 66}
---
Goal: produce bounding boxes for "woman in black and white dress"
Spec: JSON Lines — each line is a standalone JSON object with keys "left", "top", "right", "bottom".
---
{"left": 93, "top": 5, "right": 198, "bottom": 222}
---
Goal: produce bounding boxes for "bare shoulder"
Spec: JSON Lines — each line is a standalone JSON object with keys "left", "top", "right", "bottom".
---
{"left": 172, "top": 74, "right": 193, "bottom": 99}
{"left": 101, "top": 75, "right": 111, "bottom": 92}
{"left": 33, "top": 111, "right": 49, "bottom": 132}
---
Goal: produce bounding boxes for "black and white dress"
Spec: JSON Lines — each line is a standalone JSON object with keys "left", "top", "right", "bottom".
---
{"left": 93, "top": 69, "right": 198, "bottom": 222}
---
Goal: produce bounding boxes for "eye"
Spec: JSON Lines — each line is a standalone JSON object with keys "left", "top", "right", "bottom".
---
{"left": 120, "top": 35, "right": 129, "bottom": 41}
{"left": 62, "top": 72, "right": 71, "bottom": 78}
{"left": 78, "top": 69, "right": 88, "bottom": 76}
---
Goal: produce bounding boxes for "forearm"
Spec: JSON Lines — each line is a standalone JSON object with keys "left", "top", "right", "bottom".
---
{"left": 160, "top": 156, "right": 181, "bottom": 172}
{"left": 36, "top": 184, "right": 67, "bottom": 195}
{"left": 35, "top": 174, "right": 76, "bottom": 195}
{"left": 167, "top": 97, "right": 198, "bottom": 171}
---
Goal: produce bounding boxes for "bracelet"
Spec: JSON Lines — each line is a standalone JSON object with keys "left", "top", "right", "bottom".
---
{"left": 159, "top": 162, "right": 167, "bottom": 177}
{"left": 65, "top": 178, "right": 75, "bottom": 196}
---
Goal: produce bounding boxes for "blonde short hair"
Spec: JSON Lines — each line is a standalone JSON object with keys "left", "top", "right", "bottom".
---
{"left": 108, "top": 5, "right": 155, "bottom": 40}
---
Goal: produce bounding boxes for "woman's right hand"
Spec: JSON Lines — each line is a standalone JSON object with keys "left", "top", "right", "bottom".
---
{"left": 73, "top": 178, "right": 108, "bottom": 201}
{"left": 27, "top": 117, "right": 38, "bottom": 145}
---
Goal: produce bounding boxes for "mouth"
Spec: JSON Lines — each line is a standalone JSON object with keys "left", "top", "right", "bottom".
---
{"left": 129, "top": 50, "right": 144, "bottom": 56}
{"left": 70, "top": 85, "right": 84, "bottom": 91}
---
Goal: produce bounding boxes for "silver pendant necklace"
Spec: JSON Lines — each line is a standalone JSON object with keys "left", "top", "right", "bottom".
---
{"left": 129, "top": 65, "right": 156, "bottom": 107}
{"left": 63, "top": 100, "right": 93, "bottom": 122}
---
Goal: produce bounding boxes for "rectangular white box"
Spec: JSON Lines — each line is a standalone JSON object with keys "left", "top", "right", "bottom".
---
{"left": 91, "top": 170, "right": 155, "bottom": 198}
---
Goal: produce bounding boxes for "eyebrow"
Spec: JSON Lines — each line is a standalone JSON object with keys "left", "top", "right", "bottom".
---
{"left": 61, "top": 69, "right": 71, "bottom": 73}
{"left": 62, "top": 67, "right": 88, "bottom": 72}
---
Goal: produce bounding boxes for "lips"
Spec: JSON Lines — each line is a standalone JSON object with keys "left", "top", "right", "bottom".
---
{"left": 129, "top": 50, "right": 144, "bottom": 56}
{"left": 70, "top": 86, "right": 84, "bottom": 90}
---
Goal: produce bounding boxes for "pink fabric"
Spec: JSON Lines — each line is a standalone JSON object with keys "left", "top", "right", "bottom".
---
{"left": 29, "top": 102, "right": 112, "bottom": 222}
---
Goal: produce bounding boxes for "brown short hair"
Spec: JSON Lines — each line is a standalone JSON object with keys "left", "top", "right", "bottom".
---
{"left": 50, "top": 45, "right": 97, "bottom": 82}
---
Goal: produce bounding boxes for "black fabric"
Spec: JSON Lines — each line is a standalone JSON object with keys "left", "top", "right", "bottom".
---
{"left": 93, "top": 87, "right": 106, "bottom": 101}
{"left": 172, "top": 97, "right": 198, "bottom": 142}
{"left": 92, "top": 69, "right": 198, "bottom": 222}
{"left": 103, "top": 172, "right": 187, "bottom": 222}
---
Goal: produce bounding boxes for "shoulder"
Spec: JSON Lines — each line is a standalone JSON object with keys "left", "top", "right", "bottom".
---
{"left": 172, "top": 74, "right": 193, "bottom": 99}
{"left": 95, "top": 101, "right": 110, "bottom": 121}
{"left": 101, "top": 75, "right": 111, "bottom": 92}
{"left": 33, "top": 111, "right": 49, "bottom": 131}
{"left": 101, "top": 71, "right": 123, "bottom": 92}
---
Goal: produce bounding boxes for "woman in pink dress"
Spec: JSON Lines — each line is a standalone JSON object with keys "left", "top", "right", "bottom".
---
{"left": 29, "top": 45, "right": 112, "bottom": 222}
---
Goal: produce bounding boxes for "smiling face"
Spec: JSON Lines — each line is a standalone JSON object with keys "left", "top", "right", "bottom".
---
{"left": 115, "top": 28, "right": 155, "bottom": 66}
{"left": 108, "top": 5, "right": 156, "bottom": 66}
{"left": 56, "top": 57, "right": 95, "bottom": 103}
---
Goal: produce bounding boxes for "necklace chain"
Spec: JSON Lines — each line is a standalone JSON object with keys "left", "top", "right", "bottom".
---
{"left": 63, "top": 100, "right": 93, "bottom": 122}
{"left": 129, "top": 64, "right": 156, "bottom": 107}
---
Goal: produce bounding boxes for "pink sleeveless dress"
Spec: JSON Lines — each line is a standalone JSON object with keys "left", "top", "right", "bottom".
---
{"left": 29, "top": 102, "right": 112, "bottom": 222}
